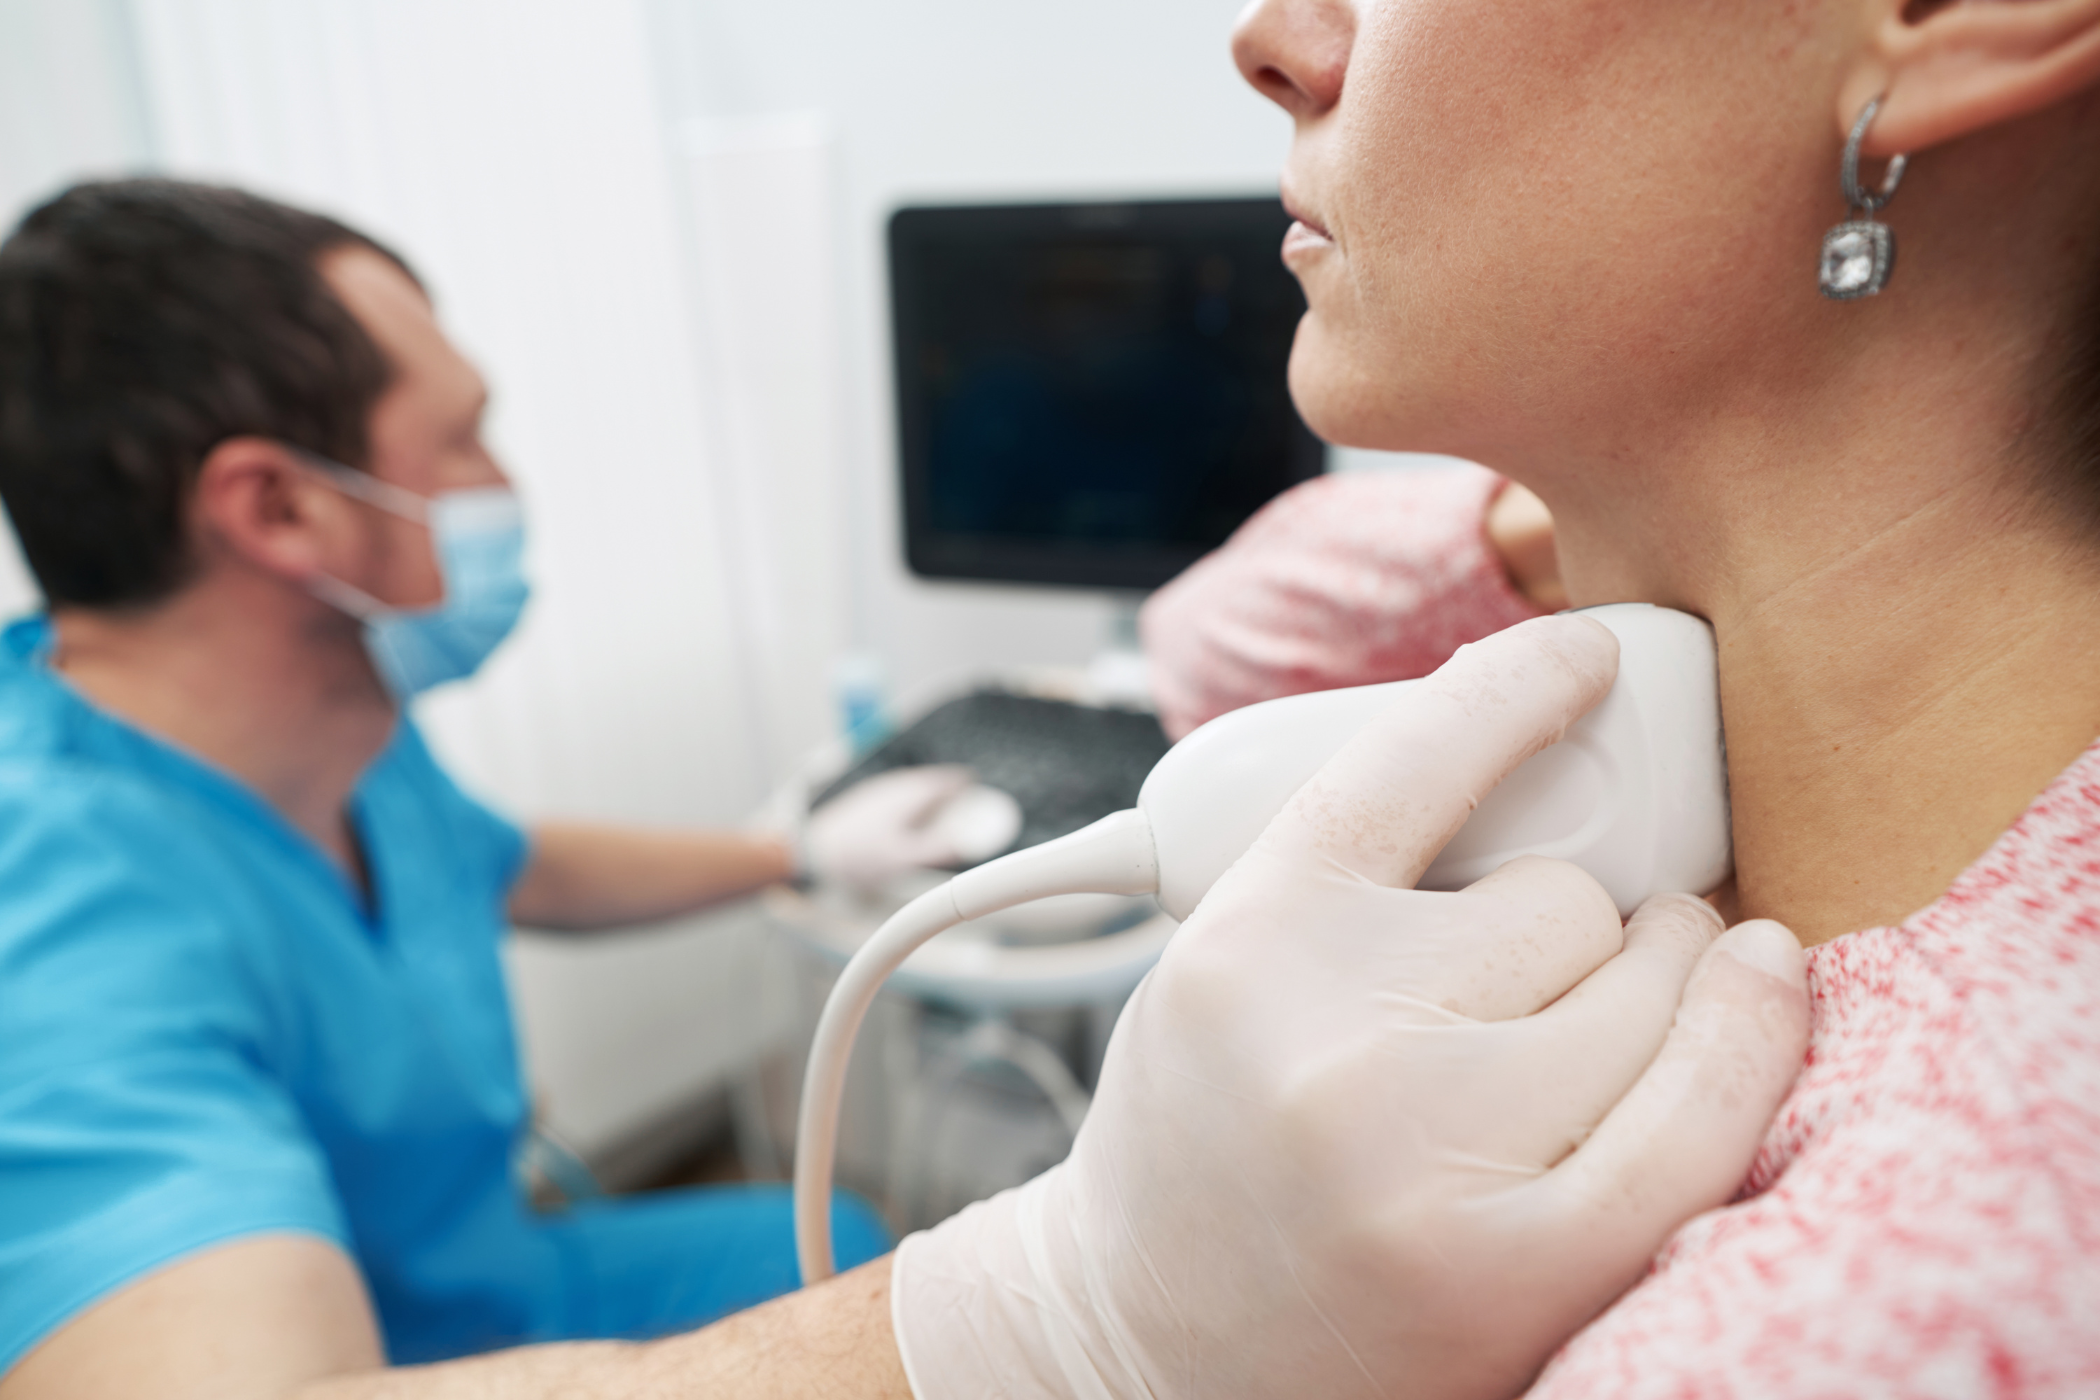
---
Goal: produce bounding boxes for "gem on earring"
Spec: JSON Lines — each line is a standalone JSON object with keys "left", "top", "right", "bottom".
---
{"left": 1820, "top": 220, "right": 1893, "bottom": 299}
{"left": 1819, "top": 95, "right": 1907, "bottom": 301}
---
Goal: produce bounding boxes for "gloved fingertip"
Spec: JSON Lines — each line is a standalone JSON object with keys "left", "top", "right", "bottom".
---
{"left": 1632, "top": 890, "right": 1725, "bottom": 936}
{"left": 1535, "top": 608, "right": 1620, "bottom": 661}
{"left": 908, "top": 839, "right": 973, "bottom": 869}
{"left": 1560, "top": 611, "right": 1618, "bottom": 645}
{"left": 890, "top": 767, "right": 977, "bottom": 826}
{"left": 1714, "top": 918, "right": 1806, "bottom": 986}
{"left": 1445, "top": 613, "right": 1616, "bottom": 710}
{"left": 921, "top": 765, "right": 979, "bottom": 801}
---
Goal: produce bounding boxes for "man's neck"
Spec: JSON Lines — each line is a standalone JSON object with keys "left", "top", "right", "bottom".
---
{"left": 1542, "top": 365, "right": 2100, "bottom": 946}
{"left": 51, "top": 576, "right": 396, "bottom": 877}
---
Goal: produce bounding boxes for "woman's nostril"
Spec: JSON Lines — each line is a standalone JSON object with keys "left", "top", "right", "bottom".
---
{"left": 1256, "top": 67, "right": 1298, "bottom": 102}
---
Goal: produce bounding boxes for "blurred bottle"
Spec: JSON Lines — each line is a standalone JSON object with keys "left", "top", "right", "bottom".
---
{"left": 832, "top": 651, "right": 892, "bottom": 755}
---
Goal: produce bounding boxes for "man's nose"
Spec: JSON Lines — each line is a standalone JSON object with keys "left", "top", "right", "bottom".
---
{"left": 1231, "top": 0, "right": 1354, "bottom": 121}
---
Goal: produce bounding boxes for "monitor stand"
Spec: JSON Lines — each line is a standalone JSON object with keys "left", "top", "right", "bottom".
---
{"left": 1083, "top": 595, "right": 1154, "bottom": 709}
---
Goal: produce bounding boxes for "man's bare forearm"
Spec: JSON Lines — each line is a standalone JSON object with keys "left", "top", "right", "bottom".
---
{"left": 299, "top": 1258, "right": 911, "bottom": 1400}
{"left": 508, "top": 821, "right": 796, "bottom": 932}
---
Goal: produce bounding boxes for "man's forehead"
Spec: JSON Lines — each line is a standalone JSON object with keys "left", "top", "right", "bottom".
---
{"left": 319, "top": 245, "right": 484, "bottom": 405}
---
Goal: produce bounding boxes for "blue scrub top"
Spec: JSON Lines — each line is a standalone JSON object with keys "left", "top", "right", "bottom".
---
{"left": 0, "top": 616, "right": 577, "bottom": 1367}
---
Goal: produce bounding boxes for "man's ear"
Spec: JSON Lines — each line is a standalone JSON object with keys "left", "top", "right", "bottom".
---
{"left": 1841, "top": 0, "right": 2100, "bottom": 156}
{"left": 191, "top": 437, "right": 345, "bottom": 585}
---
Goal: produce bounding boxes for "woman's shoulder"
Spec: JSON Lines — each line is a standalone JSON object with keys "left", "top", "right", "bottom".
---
{"left": 1532, "top": 959, "right": 2100, "bottom": 1396}
{"left": 1791, "top": 733, "right": 2100, "bottom": 1112}
{"left": 1526, "top": 740, "right": 2100, "bottom": 1399}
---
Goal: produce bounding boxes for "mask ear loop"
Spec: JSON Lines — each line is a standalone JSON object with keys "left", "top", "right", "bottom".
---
{"left": 287, "top": 445, "right": 433, "bottom": 621}
{"left": 288, "top": 445, "right": 432, "bottom": 525}
{"left": 303, "top": 571, "right": 400, "bottom": 623}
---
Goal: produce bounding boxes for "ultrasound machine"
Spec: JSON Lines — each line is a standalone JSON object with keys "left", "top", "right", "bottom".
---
{"left": 764, "top": 195, "right": 1324, "bottom": 1225}
{"left": 844, "top": 195, "right": 1321, "bottom": 838}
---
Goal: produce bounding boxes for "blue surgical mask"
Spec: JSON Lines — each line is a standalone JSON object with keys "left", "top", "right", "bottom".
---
{"left": 298, "top": 453, "right": 531, "bottom": 699}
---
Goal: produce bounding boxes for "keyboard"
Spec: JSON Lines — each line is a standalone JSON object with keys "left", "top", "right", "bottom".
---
{"left": 811, "top": 691, "right": 1172, "bottom": 862}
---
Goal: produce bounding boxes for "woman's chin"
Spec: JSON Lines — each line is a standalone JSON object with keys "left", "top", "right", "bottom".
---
{"left": 1288, "top": 335, "right": 1434, "bottom": 455}
{"left": 1287, "top": 331, "right": 1372, "bottom": 446}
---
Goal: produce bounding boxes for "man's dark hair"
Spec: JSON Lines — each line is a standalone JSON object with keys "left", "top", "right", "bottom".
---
{"left": 0, "top": 178, "right": 417, "bottom": 609}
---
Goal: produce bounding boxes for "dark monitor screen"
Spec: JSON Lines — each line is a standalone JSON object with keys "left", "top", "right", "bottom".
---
{"left": 890, "top": 197, "right": 1325, "bottom": 591}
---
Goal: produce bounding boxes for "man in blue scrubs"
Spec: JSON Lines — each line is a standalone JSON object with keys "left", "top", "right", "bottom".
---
{"left": 0, "top": 180, "right": 914, "bottom": 1379}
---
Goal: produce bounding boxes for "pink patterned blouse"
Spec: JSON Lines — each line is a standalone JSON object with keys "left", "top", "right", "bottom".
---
{"left": 1141, "top": 465, "right": 2100, "bottom": 1397}
{"left": 1139, "top": 464, "right": 1544, "bottom": 739}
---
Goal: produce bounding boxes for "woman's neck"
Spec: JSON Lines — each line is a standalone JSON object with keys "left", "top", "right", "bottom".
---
{"left": 1545, "top": 406, "right": 2100, "bottom": 947}
{"left": 1711, "top": 494, "right": 2100, "bottom": 945}
{"left": 1493, "top": 95, "right": 2100, "bottom": 947}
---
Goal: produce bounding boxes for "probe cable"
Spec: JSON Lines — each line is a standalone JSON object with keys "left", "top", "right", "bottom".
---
{"left": 793, "top": 808, "right": 1160, "bottom": 1284}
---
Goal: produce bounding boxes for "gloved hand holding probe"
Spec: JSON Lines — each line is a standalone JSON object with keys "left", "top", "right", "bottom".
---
{"left": 890, "top": 614, "right": 1811, "bottom": 1400}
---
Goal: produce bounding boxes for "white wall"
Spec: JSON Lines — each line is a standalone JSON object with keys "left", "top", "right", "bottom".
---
{"left": 0, "top": 0, "right": 155, "bottom": 617}
{"left": 641, "top": 0, "right": 1294, "bottom": 698}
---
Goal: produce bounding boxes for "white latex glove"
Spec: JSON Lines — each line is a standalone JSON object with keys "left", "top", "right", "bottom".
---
{"left": 802, "top": 764, "right": 981, "bottom": 894}
{"left": 891, "top": 614, "right": 1811, "bottom": 1400}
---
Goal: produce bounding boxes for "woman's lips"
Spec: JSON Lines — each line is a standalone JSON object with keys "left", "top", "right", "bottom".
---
{"left": 1280, "top": 195, "right": 1333, "bottom": 261}
{"left": 1282, "top": 218, "right": 1334, "bottom": 261}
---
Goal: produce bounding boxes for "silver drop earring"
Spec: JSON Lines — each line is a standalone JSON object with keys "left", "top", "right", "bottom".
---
{"left": 1819, "top": 94, "right": 1909, "bottom": 300}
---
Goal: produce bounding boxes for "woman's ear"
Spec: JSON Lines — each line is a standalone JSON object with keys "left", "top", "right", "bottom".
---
{"left": 1841, "top": 0, "right": 2100, "bottom": 155}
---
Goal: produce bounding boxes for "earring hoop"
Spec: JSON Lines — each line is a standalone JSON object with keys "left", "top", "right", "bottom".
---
{"left": 1819, "top": 94, "right": 1909, "bottom": 300}
{"left": 1839, "top": 95, "right": 1907, "bottom": 215}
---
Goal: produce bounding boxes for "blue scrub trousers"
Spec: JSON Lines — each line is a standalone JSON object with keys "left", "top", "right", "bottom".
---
{"left": 547, "top": 1184, "right": 892, "bottom": 1342}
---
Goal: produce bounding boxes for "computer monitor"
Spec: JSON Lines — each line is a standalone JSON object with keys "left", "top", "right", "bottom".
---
{"left": 890, "top": 197, "right": 1326, "bottom": 592}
